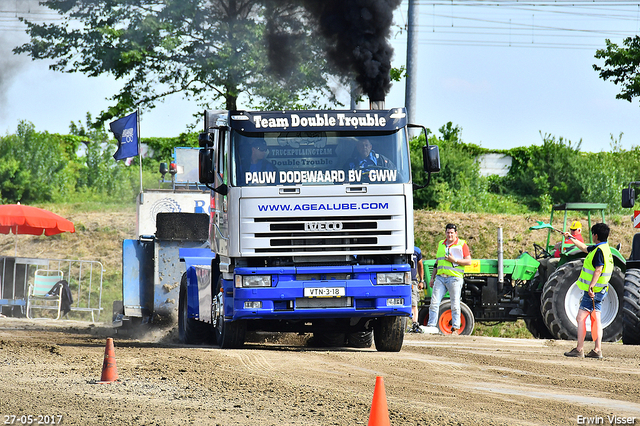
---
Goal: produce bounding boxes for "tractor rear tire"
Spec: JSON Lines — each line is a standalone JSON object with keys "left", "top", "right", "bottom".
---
{"left": 374, "top": 316, "right": 406, "bottom": 352}
{"left": 178, "top": 273, "right": 212, "bottom": 345}
{"left": 524, "top": 272, "right": 554, "bottom": 339}
{"left": 622, "top": 269, "right": 640, "bottom": 345}
{"left": 541, "top": 260, "right": 624, "bottom": 342}
{"left": 524, "top": 317, "right": 554, "bottom": 339}
{"left": 437, "top": 300, "right": 474, "bottom": 335}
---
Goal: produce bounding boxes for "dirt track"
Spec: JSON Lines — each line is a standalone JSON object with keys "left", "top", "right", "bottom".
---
{"left": 1, "top": 319, "right": 639, "bottom": 426}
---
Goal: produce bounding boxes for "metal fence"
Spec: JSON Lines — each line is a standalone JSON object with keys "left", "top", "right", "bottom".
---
{"left": 0, "top": 256, "right": 105, "bottom": 322}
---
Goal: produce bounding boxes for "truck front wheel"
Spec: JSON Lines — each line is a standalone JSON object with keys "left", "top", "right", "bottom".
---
{"left": 373, "top": 316, "right": 405, "bottom": 352}
{"left": 541, "top": 260, "right": 624, "bottom": 342}
{"left": 622, "top": 269, "right": 640, "bottom": 345}
{"left": 178, "top": 273, "right": 211, "bottom": 344}
{"left": 211, "top": 278, "right": 246, "bottom": 349}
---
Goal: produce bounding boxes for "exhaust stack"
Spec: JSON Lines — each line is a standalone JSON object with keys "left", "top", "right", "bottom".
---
{"left": 369, "top": 99, "right": 385, "bottom": 110}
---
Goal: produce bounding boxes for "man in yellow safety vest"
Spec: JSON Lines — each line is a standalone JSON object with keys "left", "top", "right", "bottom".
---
{"left": 563, "top": 223, "right": 613, "bottom": 359}
{"left": 424, "top": 224, "right": 472, "bottom": 335}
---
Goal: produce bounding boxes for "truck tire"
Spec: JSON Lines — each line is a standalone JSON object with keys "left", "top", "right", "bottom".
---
{"left": 541, "top": 259, "right": 624, "bottom": 342}
{"left": 212, "top": 277, "right": 246, "bottom": 349}
{"left": 622, "top": 269, "right": 640, "bottom": 345}
{"left": 373, "top": 316, "right": 406, "bottom": 352}
{"left": 112, "top": 300, "right": 124, "bottom": 323}
{"left": 313, "top": 332, "right": 347, "bottom": 347}
{"left": 347, "top": 331, "right": 373, "bottom": 348}
{"left": 178, "top": 273, "right": 211, "bottom": 344}
{"left": 437, "top": 300, "right": 474, "bottom": 335}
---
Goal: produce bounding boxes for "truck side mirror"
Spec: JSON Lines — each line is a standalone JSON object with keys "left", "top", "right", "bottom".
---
{"left": 199, "top": 148, "right": 215, "bottom": 184}
{"left": 622, "top": 187, "right": 635, "bottom": 208}
{"left": 199, "top": 132, "right": 214, "bottom": 148}
{"left": 423, "top": 145, "right": 441, "bottom": 173}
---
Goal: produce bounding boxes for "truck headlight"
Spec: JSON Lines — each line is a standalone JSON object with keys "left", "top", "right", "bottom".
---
{"left": 376, "top": 272, "right": 410, "bottom": 285}
{"left": 236, "top": 275, "right": 272, "bottom": 288}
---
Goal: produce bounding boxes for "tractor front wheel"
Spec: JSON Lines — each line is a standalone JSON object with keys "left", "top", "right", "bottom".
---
{"left": 437, "top": 300, "right": 474, "bottom": 335}
{"left": 417, "top": 306, "right": 430, "bottom": 326}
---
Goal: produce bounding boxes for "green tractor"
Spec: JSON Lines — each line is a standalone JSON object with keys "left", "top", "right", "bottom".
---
{"left": 419, "top": 203, "right": 626, "bottom": 341}
{"left": 420, "top": 251, "right": 539, "bottom": 336}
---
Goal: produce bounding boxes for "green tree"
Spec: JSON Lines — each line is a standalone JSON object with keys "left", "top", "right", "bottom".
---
{"left": 501, "top": 134, "right": 583, "bottom": 210}
{"left": 412, "top": 123, "right": 489, "bottom": 212}
{"left": 0, "top": 122, "right": 68, "bottom": 203}
{"left": 15, "top": 0, "right": 341, "bottom": 126}
{"left": 594, "top": 36, "right": 640, "bottom": 103}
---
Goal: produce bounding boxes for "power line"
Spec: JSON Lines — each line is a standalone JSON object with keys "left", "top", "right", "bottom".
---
{"left": 395, "top": 0, "right": 640, "bottom": 49}
{"left": 415, "top": 1, "right": 640, "bottom": 5}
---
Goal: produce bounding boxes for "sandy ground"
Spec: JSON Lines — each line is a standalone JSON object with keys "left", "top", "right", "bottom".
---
{"left": 0, "top": 318, "right": 638, "bottom": 426}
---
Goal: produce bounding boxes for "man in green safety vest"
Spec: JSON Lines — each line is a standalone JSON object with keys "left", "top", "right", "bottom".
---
{"left": 563, "top": 223, "right": 613, "bottom": 359}
{"left": 424, "top": 223, "right": 472, "bottom": 335}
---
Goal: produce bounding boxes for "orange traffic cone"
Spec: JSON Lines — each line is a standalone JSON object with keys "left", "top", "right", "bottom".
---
{"left": 368, "top": 376, "right": 390, "bottom": 426}
{"left": 98, "top": 337, "right": 119, "bottom": 384}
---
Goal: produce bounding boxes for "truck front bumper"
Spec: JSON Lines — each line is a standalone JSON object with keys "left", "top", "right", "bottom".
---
{"left": 228, "top": 265, "right": 412, "bottom": 320}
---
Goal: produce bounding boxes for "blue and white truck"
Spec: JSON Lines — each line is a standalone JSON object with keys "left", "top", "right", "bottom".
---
{"left": 180, "top": 107, "right": 440, "bottom": 351}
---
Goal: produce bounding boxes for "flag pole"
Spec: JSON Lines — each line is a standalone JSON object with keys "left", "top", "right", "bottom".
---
{"left": 137, "top": 108, "right": 143, "bottom": 204}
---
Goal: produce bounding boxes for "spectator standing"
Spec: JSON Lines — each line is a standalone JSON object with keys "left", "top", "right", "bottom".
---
{"left": 564, "top": 223, "right": 613, "bottom": 359}
{"left": 424, "top": 224, "right": 472, "bottom": 335}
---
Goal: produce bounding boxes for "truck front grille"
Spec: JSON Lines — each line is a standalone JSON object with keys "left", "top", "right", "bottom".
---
{"left": 252, "top": 215, "right": 393, "bottom": 253}
{"left": 239, "top": 195, "right": 407, "bottom": 255}
{"left": 295, "top": 297, "right": 353, "bottom": 309}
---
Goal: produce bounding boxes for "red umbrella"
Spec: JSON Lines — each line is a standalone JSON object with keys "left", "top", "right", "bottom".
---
{"left": 0, "top": 204, "right": 75, "bottom": 255}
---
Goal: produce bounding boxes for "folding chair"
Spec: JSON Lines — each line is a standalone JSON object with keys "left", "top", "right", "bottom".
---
{"left": 26, "top": 269, "right": 64, "bottom": 320}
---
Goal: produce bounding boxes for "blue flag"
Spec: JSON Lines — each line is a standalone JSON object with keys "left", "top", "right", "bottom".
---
{"left": 110, "top": 111, "right": 139, "bottom": 160}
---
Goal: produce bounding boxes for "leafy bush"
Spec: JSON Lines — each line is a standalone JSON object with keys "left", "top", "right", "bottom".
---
{"left": 0, "top": 119, "right": 197, "bottom": 205}
{"left": 0, "top": 121, "right": 69, "bottom": 203}
{"left": 4, "top": 117, "right": 640, "bottom": 215}
{"left": 497, "top": 134, "right": 583, "bottom": 210}
{"left": 410, "top": 124, "right": 640, "bottom": 215}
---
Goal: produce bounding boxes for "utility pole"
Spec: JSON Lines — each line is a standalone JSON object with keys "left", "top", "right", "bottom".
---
{"left": 405, "top": 0, "right": 418, "bottom": 123}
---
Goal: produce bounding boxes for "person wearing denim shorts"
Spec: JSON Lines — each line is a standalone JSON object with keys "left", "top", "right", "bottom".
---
{"left": 424, "top": 224, "right": 472, "bottom": 335}
{"left": 564, "top": 223, "right": 613, "bottom": 359}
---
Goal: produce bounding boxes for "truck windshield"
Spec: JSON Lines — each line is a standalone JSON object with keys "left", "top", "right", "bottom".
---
{"left": 231, "top": 130, "right": 411, "bottom": 186}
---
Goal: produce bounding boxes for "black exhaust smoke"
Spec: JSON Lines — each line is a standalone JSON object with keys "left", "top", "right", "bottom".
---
{"left": 267, "top": 0, "right": 402, "bottom": 102}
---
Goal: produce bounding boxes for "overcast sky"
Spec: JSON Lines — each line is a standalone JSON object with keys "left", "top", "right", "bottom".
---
{"left": 0, "top": 0, "right": 639, "bottom": 153}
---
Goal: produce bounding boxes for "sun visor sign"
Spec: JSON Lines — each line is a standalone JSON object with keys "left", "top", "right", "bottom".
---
{"left": 230, "top": 109, "right": 407, "bottom": 132}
